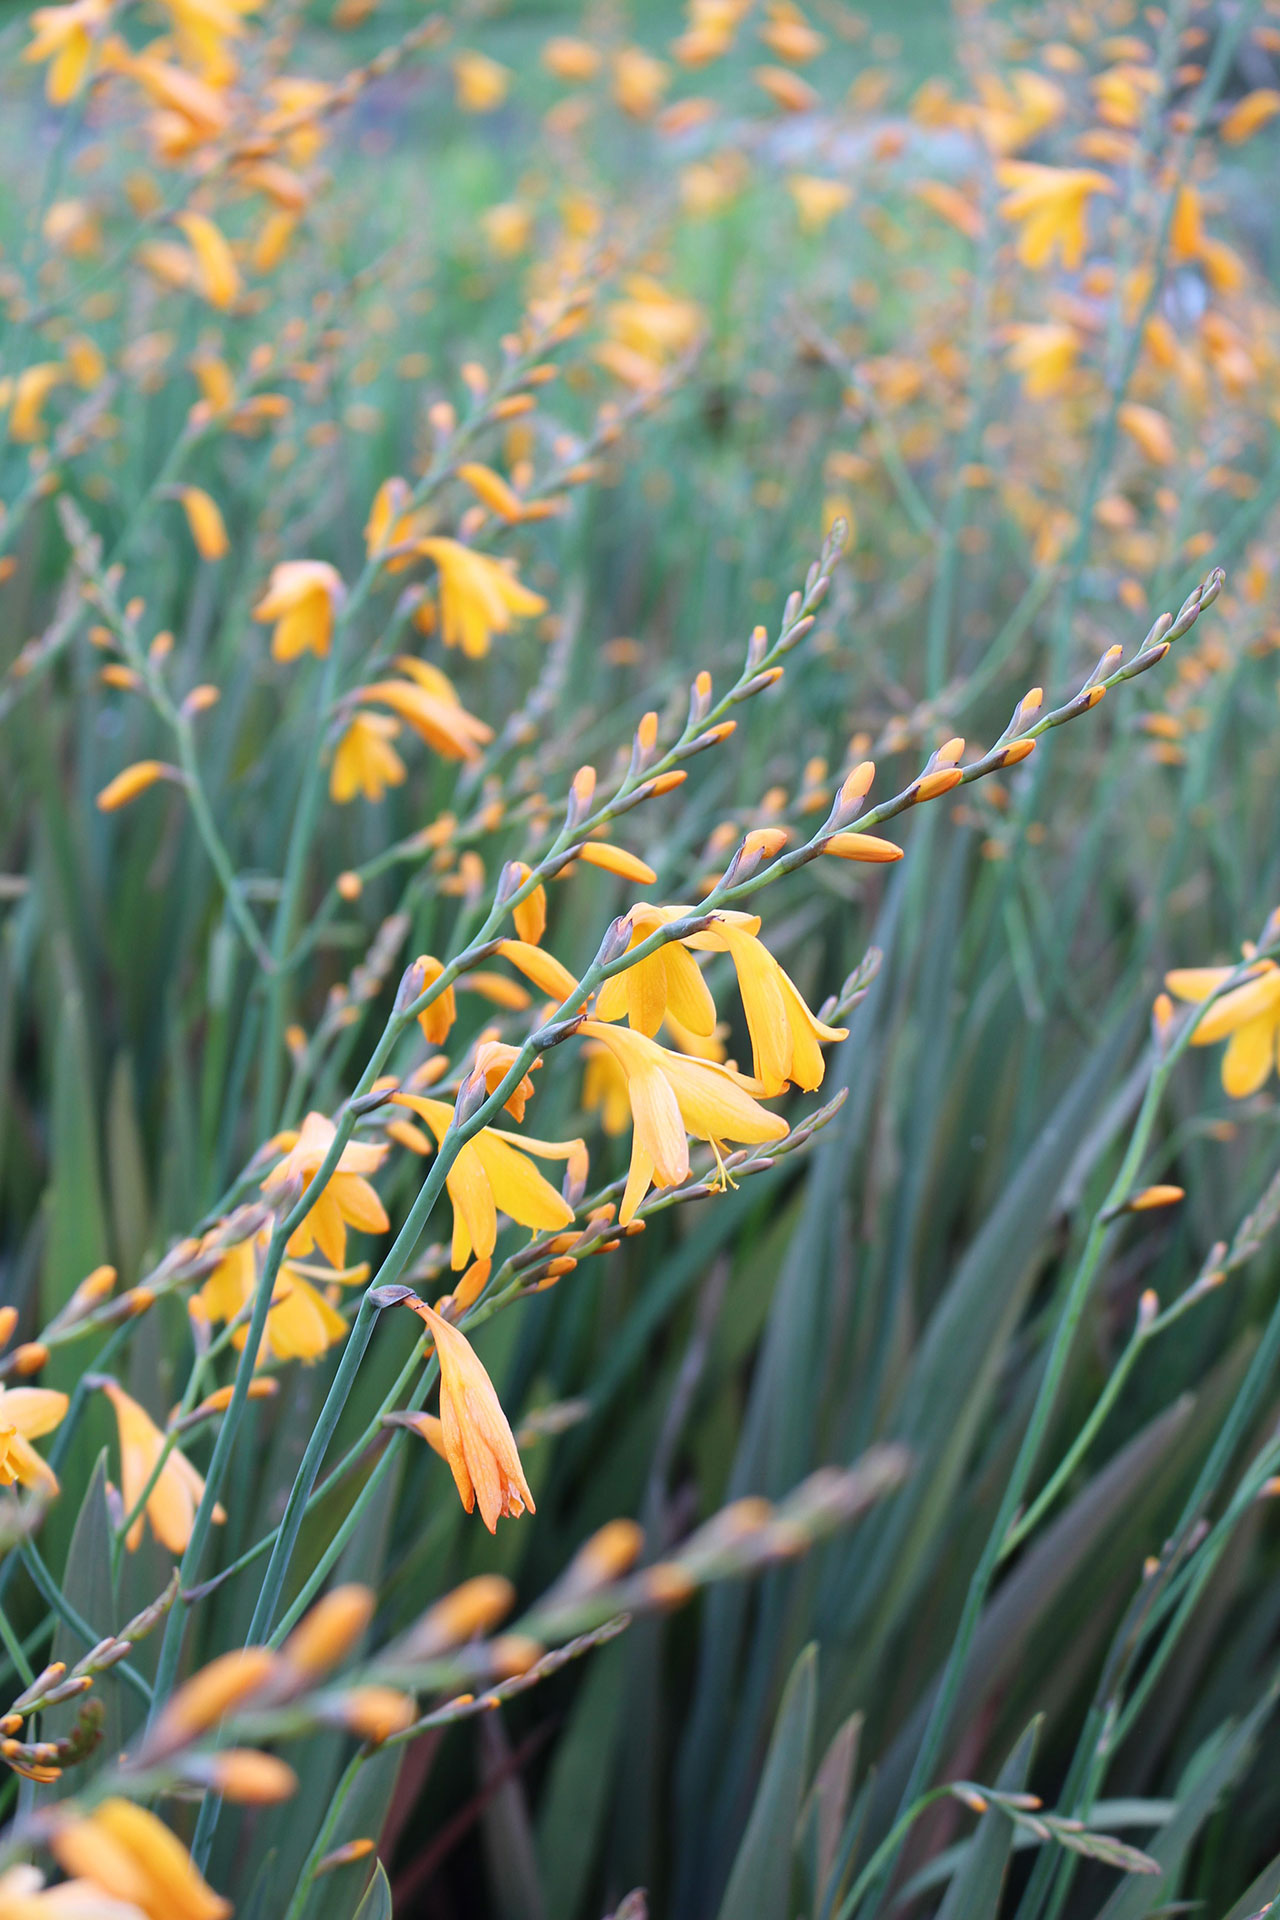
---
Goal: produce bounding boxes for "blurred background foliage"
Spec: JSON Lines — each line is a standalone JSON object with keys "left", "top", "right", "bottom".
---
{"left": 6, "top": 0, "right": 1280, "bottom": 1915}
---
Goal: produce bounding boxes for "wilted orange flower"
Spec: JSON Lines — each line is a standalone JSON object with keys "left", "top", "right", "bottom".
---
{"left": 52, "top": 1798, "right": 230, "bottom": 1920}
{"left": 409, "top": 1299, "right": 535, "bottom": 1531}
{"left": 1166, "top": 958, "right": 1280, "bottom": 1097}
{"left": 417, "top": 539, "right": 546, "bottom": 658}
{"left": 578, "top": 1021, "right": 788, "bottom": 1222}
{"left": 254, "top": 562, "right": 344, "bottom": 661}
{"left": 392, "top": 1094, "right": 582, "bottom": 1267}
{"left": 996, "top": 162, "right": 1115, "bottom": 269}
{"left": 330, "top": 713, "right": 406, "bottom": 803}
{"left": 0, "top": 1384, "right": 68, "bottom": 1496}
{"left": 102, "top": 1381, "right": 225, "bottom": 1553}
{"left": 262, "top": 1112, "right": 389, "bottom": 1266}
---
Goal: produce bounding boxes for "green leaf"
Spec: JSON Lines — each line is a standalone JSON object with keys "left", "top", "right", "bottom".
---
{"left": 46, "top": 1453, "right": 122, "bottom": 1784}
{"left": 1223, "top": 1849, "right": 1280, "bottom": 1920}
{"left": 41, "top": 976, "right": 109, "bottom": 1371}
{"left": 536, "top": 1636, "right": 629, "bottom": 1920}
{"left": 714, "top": 1642, "right": 817, "bottom": 1920}
{"left": 351, "top": 1861, "right": 393, "bottom": 1920}
{"left": 935, "top": 1718, "right": 1041, "bottom": 1920}
{"left": 1096, "top": 1680, "right": 1280, "bottom": 1920}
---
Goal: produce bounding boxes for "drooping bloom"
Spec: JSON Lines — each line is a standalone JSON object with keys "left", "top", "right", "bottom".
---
{"left": 101, "top": 1382, "right": 224, "bottom": 1553}
{"left": 408, "top": 1299, "right": 534, "bottom": 1531}
{"left": 23, "top": 0, "right": 110, "bottom": 104}
{"left": 51, "top": 1798, "right": 231, "bottom": 1920}
{"left": 700, "top": 916, "right": 847, "bottom": 1095}
{"left": 359, "top": 658, "right": 493, "bottom": 761}
{"left": 996, "top": 162, "right": 1115, "bottom": 270}
{"left": 199, "top": 1233, "right": 361, "bottom": 1365}
{"left": 578, "top": 1021, "right": 788, "bottom": 1223}
{"left": 253, "top": 561, "right": 344, "bottom": 661}
{"left": 261, "top": 1111, "right": 389, "bottom": 1267}
{"left": 392, "top": 1095, "right": 582, "bottom": 1268}
{"left": 0, "top": 1384, "right": 69, "bottom": 1496}
{"left": 417, "top": 539, "right": 546, "bottom": 658}
{"left": 330, "top": 713, "right": 406, "bottom": 803}
{"left": 1166, "top": 959, "right": 1280, "bottom": 1097}
{"left": 596, "top": 908, "right": 846, "bottom": 1093}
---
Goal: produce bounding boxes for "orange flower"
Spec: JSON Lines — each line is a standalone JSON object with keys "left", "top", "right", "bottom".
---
{"left": 261, "top": 1111, "right": 389, "bottom": 1266}
{"left": 409, "top": 1300, "right": 534, "bottom": 1531}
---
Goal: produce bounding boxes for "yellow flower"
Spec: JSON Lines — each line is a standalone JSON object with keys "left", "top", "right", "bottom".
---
{"left": 596, "top": 276, "right": 702, "bottom": 389}
{"left": 359, "top": 658, "right": 493, "bottom": 761}
{"left": 363, "top": 476, "right": 431, "bottom": 566}
{"left": 408, "top": 1299, "right": 534, "bottom": 1531}
{"left": 612, "top": 46, "right": 670, "bottom": 118}
{"left": 481, "top": 202, "right": 534, "bottom": 259}
{"left": 1004, "top": 322, "right": 1079, "bottom": 398}
{"left": 594, "top": 903, "right": 725, "bottom": 1038}
{"left": 253, "top": 561, "right": 344, "bottom": 661}
{"left": 582, "top": 1043, "right": 631, "bottom": 1136}
{"left": 541, "top": 34, "right": 601, "bottom": 82}
{"left": 970, "top": 68, "right": 1065, "bottom": 154}
{"left": 330, "top": 713, "right": 406, "bottom": 803}
{"left": 392, "top": 1095, "right": 582, "bottom": 1268}
{"left": 996, "top": 162, "right": 1114, "bottom": 270}
{"left": 261, "top": 1111, "right": 389, "bottom": 1267}
{"left": 596, "top": 907, "right": 845, "bottom": 1093}
{"left": 417, "top": 539, "right": 546, "bottom": 658}
{"left": 199, "top": 1234, "right": 363, "bottom": 1365}
{"left": 1166, "top": 959, "right": 1280, "bottom": 1098}
{"left": 101, "top": 1382, "right": 225, "bottom": 1553}
{"left": 453, "top": 49, "right": 510, "bottom": 112}
{"left": 0, "top": 1384, "right": 68, "bottom": 1496}
{"left": 699, "top": 915, "right": 848, "bottom": 1095}
{"left": 51, "top": 1798, "right": 230, "bottom": 1920}
{"left": 1117, "top": 400, "right": 1175, "bottom": 466}
{"left": 23, "top": 0, "right": 109, "bottom": 104}
{"left": 177, "top": 485, "right": 229, "bottom": 560}
{"left": 173, "top": 212, "right": 240, "bottom": 310}
{"left": 0, "top": 363, "right": 65, "bottom": 442}
{"left": 578, "top": 1020, "right": 788, "bottom": 1223}
{"left": 787, "top": 175, "right": 852, "bottom": 233}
